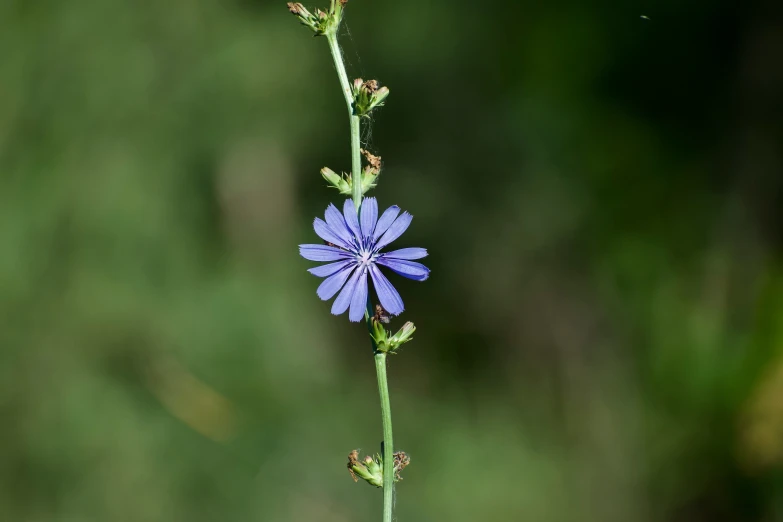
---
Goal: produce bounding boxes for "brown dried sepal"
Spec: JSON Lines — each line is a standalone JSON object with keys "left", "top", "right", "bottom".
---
{"left": 287, "top": 2, "right": 305, "bottom": 15}
{"left": 362, "top": 79, "right": 380, "bottom": 93}
{"left": 347, "top": 449, "right": 361, "bottom": 482}
{"left": 393, "top": 451, "right": 410, "bottom": 481}
{"left": 339, "top": 0, "right": 348, "bottom": 6}
{"left": 361, "top": 149, "right": 382, "bottom": 174}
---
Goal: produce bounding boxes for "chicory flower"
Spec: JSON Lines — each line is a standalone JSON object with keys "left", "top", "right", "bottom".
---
{"left": 299, "top": 198, "right": 429, "bottom": 321}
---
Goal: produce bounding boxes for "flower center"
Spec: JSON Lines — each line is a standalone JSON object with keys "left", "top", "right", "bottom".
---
{"left": 358, "top": 249, "right": 374, "bottom": 267}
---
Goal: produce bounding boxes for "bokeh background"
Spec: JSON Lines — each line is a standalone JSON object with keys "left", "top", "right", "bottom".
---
{"left": 2, "top": 0, "right": 782, "bottom": 520}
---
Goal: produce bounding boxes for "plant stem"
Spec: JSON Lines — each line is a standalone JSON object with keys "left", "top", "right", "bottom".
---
{"left": 326, "top": 32, "right": 363, "bottom": 209}
{"left": 374, "top": 351, "right": 395, "bottom": 522}
{"left": 328, "top": 28, "right": 395, "bottom": 522}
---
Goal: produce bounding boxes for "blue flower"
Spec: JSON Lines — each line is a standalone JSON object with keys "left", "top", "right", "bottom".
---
{"left": 299, "top": 198, "right": 429, "bottom": 322}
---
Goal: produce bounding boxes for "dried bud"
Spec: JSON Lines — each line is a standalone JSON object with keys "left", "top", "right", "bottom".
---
{"left": 361, "top": 149, "right": 382, "bottom": 174}
{"left": 393, "top": 451, "right": 411, "bottom": 481}
{"left": 287, "top": 2, "right": 308, "bottom": 15}
{"left": 363, "top": 79, "right": 379, "bottom": 92}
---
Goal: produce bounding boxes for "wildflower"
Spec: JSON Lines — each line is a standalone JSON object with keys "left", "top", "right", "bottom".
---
{"left": 299, "top": 198, "right": 429, "bottom": 322}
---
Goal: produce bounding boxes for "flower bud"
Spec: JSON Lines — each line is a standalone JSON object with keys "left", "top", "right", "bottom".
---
{"left": 371, "top": 315, "right": 415, "bottom": 354}
{"left": 389, "top": 322, "right": 415, "bottom": 348}
{"left": 346, "top": 449, "right": 409, "bottom": 486}
{"left": 347, "top": 450, "right": 383, "bottom": 487}
{"left": 286, "top": 1, "right": 342, "bottom": 36}
{"left": 321, "top": 166, "right": 352, "bottom": 195}
{"left": 370, "top": 86, "right": 389, "bottom": 110}
{"left": 370, "top": 316, "right": 391, "bottom": 352}
{"left": 321, "top": 166, "right": 379, "bottom": 196}
{"left": 352, "top": 79, "right": 390, "bottom": 118}
{"left": 361, "top": 170, "right": 379, "bottom": 194}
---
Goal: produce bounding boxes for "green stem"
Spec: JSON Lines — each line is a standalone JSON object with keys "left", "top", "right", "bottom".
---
{"left": 374, "top": 352, "right": 394, "bottom": 522}
{"left": 328, "top": 27, "right": 395, "bottom": 522}
{"left": 326, "top": 32, "right": 363, "bottom": 210}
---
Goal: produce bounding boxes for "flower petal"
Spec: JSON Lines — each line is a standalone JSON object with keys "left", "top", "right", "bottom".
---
{"left": 331, "top": 266, "right": 363, "bottom": 316}
{"left": 382, "top": 247, "right": 428, "bottom": 260}
{"left": 372, "top": 205, "right": 400, "bottom": 242}
{"left": 325, "top": 203, "right": 355, "bottom": 247}
{"left": 342, "top": 199, "right": 363, "bottom": 244}
{"left": 369, "top": 264, "right": 404, "bottom": 315}
{"left": 317, "top": 264, "right": 356, "bottom": 300}
{"left": 377, "top": 258, "right": 430, "bottom": 281}
{"left": 360, "top": 197, "right": 378, "bottom": 242}
{"left": 313, "top": 218, "right": 351, "bottom": 249}
{"left": 374, "top": 212, "right": 413, "bottom": 251}
{"left": 308, "top": 260, "right": 352, "bottom": 278}
{"left": 349, "top": 268, "right": 369, "bottom": 322}
{"left": 299, "top": 244, "right": 352, "bottom": 262}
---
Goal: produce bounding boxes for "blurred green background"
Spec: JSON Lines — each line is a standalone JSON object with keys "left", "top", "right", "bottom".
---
{"left": 2, "top": 0, "right": 783, "bottom": 520}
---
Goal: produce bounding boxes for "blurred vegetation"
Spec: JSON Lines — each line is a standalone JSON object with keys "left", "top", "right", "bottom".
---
{"left": 1, "top": 0, "right": 782, "bottom": 520}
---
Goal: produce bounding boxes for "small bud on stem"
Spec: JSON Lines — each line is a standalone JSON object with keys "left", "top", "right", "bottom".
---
{"left": 286, "top": 1, "right": 344, "bottom": 36}
{"left": 347, "top": 449, "right": 383, "bottom": 487}
{"left": 347, "top": 449, "right": 409, "bottom": 487}
{"left": 352, "top": 78, "right": 390, "bottom": 117}
{"left": 371, "top": 313, "right": 416, "bottom": 354}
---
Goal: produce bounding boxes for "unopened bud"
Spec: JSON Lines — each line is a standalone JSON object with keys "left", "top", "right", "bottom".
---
{"left": 389, "top": 322, "right": 415, "bottom": 347}
{"left": 286, "top": 1, "right": 340, "bottom": 35}
{"left": 371, "top": 86, "right": 389, "bottom": 109}
{"left": 321, "top": 166, "right": 352, "bottom": 194}
{"left": 370, "top": 315, "right": 390, "bottom": 352}
{"left": 372, "top": 316, "right": 415, "bottom": 354}
{"left": 347, "top": 450, "right": 383, "bottom": 487}
{"left": 352, "top": 79, "right": 390, "bottom": 117}
{"left": 321, "top": 166, "right": 378, "bottom": 196}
